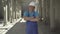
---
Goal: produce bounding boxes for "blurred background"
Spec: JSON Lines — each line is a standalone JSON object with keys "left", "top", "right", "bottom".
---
{"left": 0, "top": 0, "right": 60, "bottom": 34}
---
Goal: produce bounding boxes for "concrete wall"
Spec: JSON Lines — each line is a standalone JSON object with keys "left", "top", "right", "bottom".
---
{"left": 39, "top": 0, "right": 60, "bottom": 30}
{"left": 54, "top": 0, "right": 60, "bottom": 28}
{"left": 50, "top": 0, "right": 60, "bottom": 30}
{"left": 0, "top": 0, "right": 4, "bottom": 19}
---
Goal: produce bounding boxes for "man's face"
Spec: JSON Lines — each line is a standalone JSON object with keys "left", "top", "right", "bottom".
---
{"left": 28, "top": 6, "right": 35, "bottom": 12}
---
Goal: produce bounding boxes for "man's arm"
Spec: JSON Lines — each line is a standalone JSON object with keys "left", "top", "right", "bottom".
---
{"left": 30, "top": 11, "right": 40, "bottom": 22}
{"left": 24, "top": 16, "right": 40, "bottom": 22}
{"left": 30, "top": 17, "right": 40, "bottom": 22}
{"left": 23, "top": 17, "right": 30, "bottom": 21}
{"left": 23, "top": 16, "right": 33, "bottom": 21}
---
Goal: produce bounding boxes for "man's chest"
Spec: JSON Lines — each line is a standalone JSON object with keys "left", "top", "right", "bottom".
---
{"left": 27, "top": 12, "right": 35, "bottom": 17}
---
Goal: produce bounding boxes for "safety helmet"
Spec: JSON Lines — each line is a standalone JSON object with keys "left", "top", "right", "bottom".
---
{"left": 29, "top": 1, "right": 36, "bottom": 7}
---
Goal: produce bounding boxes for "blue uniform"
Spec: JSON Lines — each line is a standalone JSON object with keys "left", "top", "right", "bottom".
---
{"left": 24, "top": 11, "right": 39, "bottom": 34}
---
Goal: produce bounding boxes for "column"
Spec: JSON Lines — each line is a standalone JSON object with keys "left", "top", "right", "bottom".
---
{"left": 50, "top": 0, "right": 55, "bottom": 29}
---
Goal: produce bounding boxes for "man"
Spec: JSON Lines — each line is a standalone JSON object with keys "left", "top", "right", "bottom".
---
{"left": 23, "top": 1, "right": 39, "bottom": 34}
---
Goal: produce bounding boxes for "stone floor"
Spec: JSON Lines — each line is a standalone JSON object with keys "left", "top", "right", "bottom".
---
{"left": 6, "top": 22, "right": 50, "bottom": 34}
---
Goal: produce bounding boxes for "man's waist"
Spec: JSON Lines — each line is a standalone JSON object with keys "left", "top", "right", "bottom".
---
{"left": 27, "top": 21, "right": 37, "bottom": 23}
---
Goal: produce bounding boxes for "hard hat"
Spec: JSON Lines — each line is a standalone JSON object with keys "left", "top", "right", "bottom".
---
{"left": 29, "top": 1, "right": 36, "bottom": 7}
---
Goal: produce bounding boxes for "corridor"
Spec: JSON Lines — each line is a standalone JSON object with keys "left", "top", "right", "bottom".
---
{"left": 0, "top": 0, "right": 60, "bottom": 34}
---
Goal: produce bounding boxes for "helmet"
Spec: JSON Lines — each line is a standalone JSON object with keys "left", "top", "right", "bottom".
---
{"left": 29, "top": 1, "right": 36, "bottom": 7}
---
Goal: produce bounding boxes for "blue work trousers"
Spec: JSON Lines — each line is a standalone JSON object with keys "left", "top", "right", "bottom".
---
{"left": 26, "top": 21, "right": 38, "bottom": 34}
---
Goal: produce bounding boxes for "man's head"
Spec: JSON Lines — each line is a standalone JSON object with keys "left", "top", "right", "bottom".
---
{"left": 28, "top": 1, "right": 36, "bottom": 12}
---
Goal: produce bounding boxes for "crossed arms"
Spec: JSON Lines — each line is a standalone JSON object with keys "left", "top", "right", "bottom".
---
{"left": 23, "top": 16, "right": 40, "bottom": 22}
